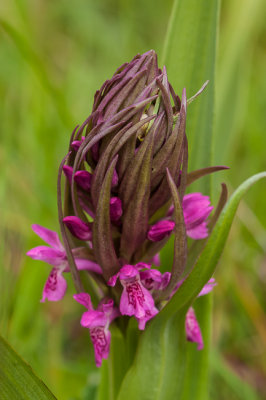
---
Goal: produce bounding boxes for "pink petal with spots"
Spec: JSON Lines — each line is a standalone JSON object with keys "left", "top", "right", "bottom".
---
{"left": 90, "top": 327, "right": 111, "bottom": 367}
{"left": 41, "top": 268, "right": 67, "bottom": 302}
{"left": 137, "top": 306, "right": 158, "bottom": 330}
{"left": 31, "top": 224, "right": 63, "bottom": 250}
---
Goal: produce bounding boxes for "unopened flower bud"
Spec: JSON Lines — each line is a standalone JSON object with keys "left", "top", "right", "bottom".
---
{"left": 63, "top": 216, "right": 92, "bottom": 241}
{"left": 147, "top": 220, "right": 175, "bottom": 242}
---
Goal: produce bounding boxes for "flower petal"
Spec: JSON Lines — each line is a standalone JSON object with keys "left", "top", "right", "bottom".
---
{"left": 90, "top": 327, "right": 111, "bottom": 367}
{"left": 137, "top": 305, "right": 158, "bottom": 330}
{"left": 41, "top": 268, "right": 67, "bottom": 302}
{"left": 185, "top": 307, "right": 203, "bottom": 350}
{"left": 27, "top": 246, "right": 65, "bottom": 266}
{"left": 198, "top": 278, "right": 216, "bottom": 297}
{"left": 81, "top": 310, "right": 107, "bottom": 328}
{"left": 75, "top": 258, "right": 102, "bottom": 274}
{"left": 119, "top": 264, "right": 139, "bottom": 280}
{"left": 31, "top": 224, "right": 63, "bottom": 250}
{"left": 73, "top": 292, "right": 93, "bottom": 309}
{"left": 186, "top": 222, "right": 209, "bottom": 240}
{"left": 150, "top": 253, "right": 160, "bottom": 266}
{"left": 107, "top": 272, "right": 120, "bottom": 287}
{"left": 183, "top": 193, "right": 213, "bottom": 240}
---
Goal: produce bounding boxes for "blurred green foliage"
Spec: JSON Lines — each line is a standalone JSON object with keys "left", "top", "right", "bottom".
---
{"left": 0, "top": 0, "right": 265, "bottom": 399}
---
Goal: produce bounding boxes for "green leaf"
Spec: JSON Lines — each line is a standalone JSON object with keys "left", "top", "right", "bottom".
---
{"left": 0, "top": 335, "right": 57, "bottom": 400}
{"left": 162, "top": 0, "right": 220, "bottom": 193}
{"left": 160, "top": 1, "right": 220, "bottom": 399}
{"left": 117, "top": 309, "right": 187, "bottom": 400}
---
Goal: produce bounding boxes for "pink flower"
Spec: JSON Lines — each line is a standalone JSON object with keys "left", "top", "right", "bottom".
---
{"left": 182, "top": 193, "right": 213, "bottom": 239}
{"left": 108, "top": 264, "right": 158, "bottom": 330}
{"left": 167, "top": 192, "right": 213, "bottom": 240}
{"left": 27, "top": 224, "right": 102, "bottom": 302}
{"left": 73, "top": 293, "right": 119, "bottom": 367}
{"left": 184, "top": 279, "right": 216, "bottom": 350}
{"left": 140, "top": 269, "right": 171, "bottom": 292}
{"left": 185, "top": 307, "right": 203, "bottom": 350}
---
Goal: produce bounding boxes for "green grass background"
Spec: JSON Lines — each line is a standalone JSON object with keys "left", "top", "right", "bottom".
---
{"left": 0, "top": 0, "right": 265, "bottom": 398}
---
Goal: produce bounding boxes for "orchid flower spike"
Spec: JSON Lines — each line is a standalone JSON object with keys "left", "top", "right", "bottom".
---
{"left": 28, "top": 50, "right": 228, "bottom": 368}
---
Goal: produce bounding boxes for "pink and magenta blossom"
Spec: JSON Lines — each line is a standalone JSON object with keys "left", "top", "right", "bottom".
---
{"left": 185, "top": 279, "right": 216, "bottom": 349}
{"left": 140, "top": 269, "right": 171, "bottom": 292}
{"left": 74, "top": 293, "right": 119, "bottom": 367}
{"left": 108, "top": 264, "right": 158, "bottom": 330}
{"left": 185, "top": 307, "right": 203, "bottom": 350}
{"left": 167, "top": 192, "right": 213, "bottom": 240}
{"left": 182, "top": 193, "right": 213, "bottom": 239}
{"left": 27, "top": 224, "right": 101, "bottom": 302}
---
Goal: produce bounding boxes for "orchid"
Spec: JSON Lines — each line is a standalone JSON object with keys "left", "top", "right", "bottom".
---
{"left": 27, "top": 224, "right": 101, "bottom": 302}
{"left": 184, "top": 278, "right": 217, "bottom": 349}
{"left": 108, "top": 264, "right": 159, "bottom": 330}
{"left": 28, "top": 50, "right": 227, "bottom": 367}
{"left": 73, "top": 293, "right": 119, "bottom": 367}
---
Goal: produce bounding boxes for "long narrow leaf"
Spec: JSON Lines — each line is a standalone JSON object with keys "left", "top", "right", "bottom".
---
{"left": 162, "top": 0, "right": 220, "bottom": 193}
{"left": 0, "top": 336, "right": 57, "bottom": 400}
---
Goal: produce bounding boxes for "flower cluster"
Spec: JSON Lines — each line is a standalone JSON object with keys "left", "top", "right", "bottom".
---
{"left": 28, "top": 50, "right": 226, "bottom": 367}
